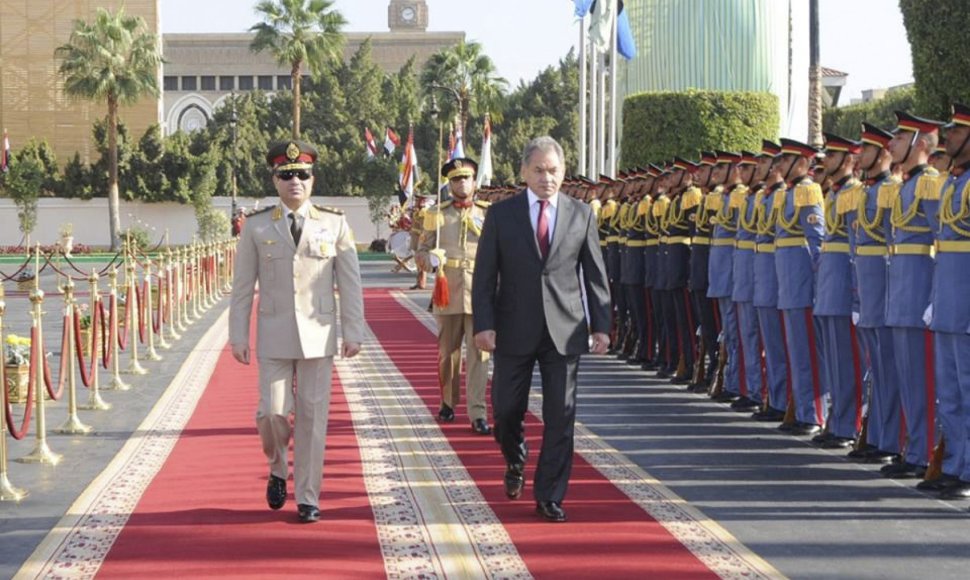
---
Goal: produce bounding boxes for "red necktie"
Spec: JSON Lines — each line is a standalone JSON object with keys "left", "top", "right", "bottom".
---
{"left": 536, "top": 199, "right": 550, "bottom": 259}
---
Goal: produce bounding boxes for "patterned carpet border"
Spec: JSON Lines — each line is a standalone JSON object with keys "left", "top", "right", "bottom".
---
{"left": 391, "top": 290, "right": 784, "bottom": 580}
{"left": 14, "top": 309, "right": 229, "bottom": 580}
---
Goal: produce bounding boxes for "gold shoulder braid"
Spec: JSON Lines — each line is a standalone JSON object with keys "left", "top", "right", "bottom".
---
{"left": 915, "top": 167, "right": 944, "bottom": 201}
{"left": 740, "top": 189, "right": 763, "bottom": 233}
{"left": 636, "top": 197, "right": 652, "bottom": 217}
{"left": 681, "top": 186, "right": 703, "bottom": 210}
{"left": 825, "top": 191, "right": 845, "bottom": 236}
{"left": 940, "top": 179, "right": 970, "bottom": 237}
{"left": 652, "top": 194, "right": 671, "bottom": 218}
{"left": 423, "top": 208, "right": 444, "bottom": 231}
{"left": 889, "top": 173, "right": 931, "bottom": 232}
{"left": 856, "top": 184, "right": 886, "bottom": 243}
{"left": 877, "top": 176, "right": 903, "bottom": 209}
{"left": 836, "top": 180, "right": 863, "bottom": 215}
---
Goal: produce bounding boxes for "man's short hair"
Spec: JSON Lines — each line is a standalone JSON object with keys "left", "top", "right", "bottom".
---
{"left": 521, "top": 136, "right": 564, "bottom": 167}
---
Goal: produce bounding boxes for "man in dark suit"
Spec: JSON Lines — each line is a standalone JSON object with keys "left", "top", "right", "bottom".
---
{"left": 472, "top": 136, "right": 612, "bottom": 523}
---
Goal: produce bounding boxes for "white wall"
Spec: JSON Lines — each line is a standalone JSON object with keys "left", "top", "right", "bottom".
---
{"left": 0, "top": 196, "right": 390, "bottom": 247}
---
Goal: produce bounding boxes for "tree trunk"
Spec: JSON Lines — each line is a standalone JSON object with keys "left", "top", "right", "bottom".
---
{"left": 807, "top": 0, "right": 823, "bottom": 148}
{"left": 292, "top": 62, "right": 302, "bottom": 139}
{"left": 108, "top": 95, "right": 121, "bottom": 251}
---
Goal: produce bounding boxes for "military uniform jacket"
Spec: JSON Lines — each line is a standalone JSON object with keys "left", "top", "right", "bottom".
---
{"left": 230, "top": 203, "right": 366, "bottom": 359}
{"left": 658, "top": 193, "right": 691, "bottom": 290}
{"left": 930, "top": 164, "right": 970, "bottom": 333}
{"left": 418, "top": 199, "right": 488, "bottom": 316}
{"left": 884, "top": 165, "right": 942, "bottom": 328}
{"left": 753, "top": 182, "right": 785, "bottom": 308}
{"left": 707, "top": 185, "right": 740, "bottom": 298}
{"left": 621, "top": 199, "right": 647, "bottom": 285}
{"left": 688, "top": 187, "right": 713, "bottom": 292}
{"left": 642, "top": 198, "right": 661, "bottom": 289}
{"left": 774, "top": 178, "right": 824, "bottom": 310}
{"left": 814, "top": 176, "right": 862, "bottom": 317}
{"left": 732, "top": 186, "right": 759, "bottom": 303}
{"left": 848, "top": 172, "right": 892, "bottom": 327}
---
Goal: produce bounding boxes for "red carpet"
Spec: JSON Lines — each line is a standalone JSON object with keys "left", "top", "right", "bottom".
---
{"left": 96, "top": 344, "right": 384, "bottom": 578}
{"left": 364, "top": 289, "right": 718, "bottom": 579}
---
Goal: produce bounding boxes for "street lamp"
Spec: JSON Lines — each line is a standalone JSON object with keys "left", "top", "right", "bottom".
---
{"left": 429, "top": 83, "right": 463, "bottom": 135}
{"left": 229, "top": 92, "right": 239, "bottom": 219}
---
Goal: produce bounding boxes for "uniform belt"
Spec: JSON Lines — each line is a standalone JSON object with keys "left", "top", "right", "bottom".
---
{"left": 599, "top": 240, "right": 608, "bottom": 247}
{"left": 606, "top": 236, "right": 620, "bottom": 243}
{"left": 821, "top": 242, "right": 850, "bottom": 253}
{"left": 692, "top": 237, "right": 711, "bottom": 245}
{"left": 445, "top": 258, "right": 475, "bottom": 269}
{"left": 937, "top": 240, "right": 970, "bottom": 253}
{"left": 735, "top": 240, "right": 756, "bottom": 250}
{"left": 664, "top": 236, "right": 691, "bottom": 245}
{"left": 618, "top": 237, "right": 628, "bottom": 244}
{"left": 712, "top": 238, "right": 735, "bottom": 247}
{"left": 855, "top": 246, "right": 888, "bottom": 256}
{"left": 626, "top": 240, "right": 648, "bottom": 247}
{"left": 776, "top": 237, "right": 807, "bottom": 248}
{"left": 756, "top": 243, "right": 775, "bottom": 253}
{"left": 645, "top": 239, "right": 660, "bottom": 246}
{"left": 893, "top": 243, "right": 934, "bottom": 256}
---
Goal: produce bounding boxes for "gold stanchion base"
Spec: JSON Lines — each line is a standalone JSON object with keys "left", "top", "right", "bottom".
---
{"left": 146, "top": 348, "right": 163, "bottom": 361}
{"left": 17, "top": 440, "right": 63, "bottom": 465}
{"left": 0, "top": 475, "right": 28, "bottom": 502}
{"left": 156, "top": 336, "right": 172, "bottom": 350}
{"left": 55, "top": 413, "right": 93, "bottom": 435}
{"left": 125, "top": 360, "right": 148, "bottom": 375}
{"left": 107, "top": 375, "right": 132, "bottom": 391}
{"left": 79, "top": 391, "right": 112, "bottom": 411}
{"left": 166, "top": 329, "right": 181, "bottom": 341}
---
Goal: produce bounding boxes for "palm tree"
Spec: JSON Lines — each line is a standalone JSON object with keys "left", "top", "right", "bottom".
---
{"left": 56, "top": 7, "right": 162, "bottom": 250}
{"left": 250, "top": 0, "right": 346, "bottom": 140}
{"left": 420, "top": 40, "right": 507, "bottom": 134}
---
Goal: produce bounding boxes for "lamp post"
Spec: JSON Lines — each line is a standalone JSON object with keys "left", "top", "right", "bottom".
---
{"left": 429, "top": 83, "right": 463, "bottom": 136}
{"left": 229, "top": 93, "right": 239, "bottom": 220}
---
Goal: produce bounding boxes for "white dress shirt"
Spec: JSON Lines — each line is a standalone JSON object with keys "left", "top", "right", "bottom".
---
{"left": 527, "top": 188, "right": 559, "bottom": 249}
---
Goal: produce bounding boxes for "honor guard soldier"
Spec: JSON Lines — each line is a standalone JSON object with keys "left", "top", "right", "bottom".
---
{"left": 641, "top": 165, "right": 664, "bottom": 369}
{"left": 409, "top": 194, "right": 434, "bottom": 289}
{"left": 847, "top": 123, "right": 902, "bottom": 464}
{"left": 922, "top": 104, "right": 970, "bottom": 497}
{"left": 879, "top": 111, "right": 945, "bottom": 478}
{"left": 729, "top": 151, "right": 765, "bottom": 413}
{"left": 707, "top": 151, "right": 743, "bottom": 402}
{"left": 774, "top": 138, "right": 826, "bottom": 436}
{"left": 230, "top": 140, "right": 366, "bottom": 523}
{"left": 751, "top": 141, "right": 790, "bottom": 422}
{"left": 687, "top": 152, "right": 720, "bottom": 392}
{"left": 614, "top": 176, "right": 635, "bottom": 357}
{"left": 416, "top": 157, "right": 492, "bottom": 435}
{"left": 621, "top": 171, "right": 650, "bottom": 365}
{"left": 813, "top": 134, "right": 867, "bottom": 449}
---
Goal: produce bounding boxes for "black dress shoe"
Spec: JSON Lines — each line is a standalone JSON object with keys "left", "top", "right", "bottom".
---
{"left": 641, "top": 361, "right": 660, "bottom": 371}
{"left": 820, "top": 436, "right": 855, "bottom": 449}
{"left": 266, "top": 475, "right": 287, "bottom": 510}
{"left": 655, "top": 368, "right": 672, "bottom": 379}
{"left": 751, "top": 407, "right": 785, "bottom": 422}
{"left": 471, "top": 418, "right": 492, "bottom": 435}
{"left": 730, "top": 396, "right": 760, "bottom": 412}
{"left": 788, "top": 422, "right": 822, "bottom": 436}
{"left": 437, "top": 404, "right": 455, "bottom": 423}
{"left": 711, "top": 391, "right": 739, "bottom": 403}
{"left": 297, "top": 503, "right": 320, "bottom": 523}
{"left": 504, "top": 465, "right": 525, "bottom": 500}
{"left": 535, "top": 501, "right": 567, "bottom": 522}
{"left": 860, "top": 450, "right": 899, "bottom": 464}
{"left": 687, "top": 382, "right": 710, "bottom": 394}
{"left": 672, "top": 373, "right": 693, "bottom": 385}
{"left": 881, "top": 461, "right": 924, "bottom": 479}
{"left": 916, "top": 474, "right": 961, "bottom": 493}
{"left": 940, "top": 481, "right": 970, "bottom": 499}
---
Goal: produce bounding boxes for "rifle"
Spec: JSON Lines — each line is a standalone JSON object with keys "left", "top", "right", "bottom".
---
{"left": 690, "top": 325, "right": 707, "bottom": 388}
{"left": 924, "top": 435, "right": 946, "bottom": 482}
{"left": 852, "top": 367, "right": 873, "bottom": 452}
{"left": 707, "top": 336, "right": 727, "bottom": 397}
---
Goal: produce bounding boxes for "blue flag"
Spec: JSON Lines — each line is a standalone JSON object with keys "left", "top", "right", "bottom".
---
{"left": 617, "top": 1, "right": 636, "bottom": 60}
{"left": 573, "top": 0, "right": 594, "bottom": 18}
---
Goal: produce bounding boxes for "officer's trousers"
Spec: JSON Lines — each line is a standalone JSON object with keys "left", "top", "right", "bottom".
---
{"left": 857, "top": 326, "right": 901, "bottom": 454}
{"left": 891, "top": 327, "right": 935, "bottom": 466}
{"left": 816, "top": 316, "right": 865, "bottom": 439}
{"left": 936, "top": 332, "right": 969, "bottom": 477}
{"left": 437, "top": 313, "right": 488, "bottom": 422}
{"left": 718, "top": 297, "right": 742, "bottom": 396}
{"left": 624, "top": 284, "right": 647, "bottom": 361}
{"left": 781, "top": 308, "right": 825, "bottom": 426}
{"left": 756, "top": 307, "right": 789, "bottom": 413}
{"left": 736, "top": 301, "right": 763, "bottom": 403}
{"left": 691, "top": 291, "right": 718, "bottom": 383}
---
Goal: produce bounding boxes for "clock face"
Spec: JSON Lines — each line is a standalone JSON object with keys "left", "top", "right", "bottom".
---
{"left": 401, "top": 6, "right": 415, "bottom": 22}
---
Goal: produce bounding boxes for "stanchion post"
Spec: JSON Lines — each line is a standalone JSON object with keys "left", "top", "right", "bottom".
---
{"left": 124, "top": 248, "right": 148, "bottom": 376}
{"left": 80, "top": 269, "right": 110, "bottom": 410}
{"left": 18, "top": 244, "right": 63, "bottom": 466}
{"left": 165, "top": 248, "right": 181, "bottom": 341}
{"left": 0, "top": 282, "right": 29, "bottom": 501}
{"left": 55, "top": 278, "right": 92, "bottom": 434}
{"left": 155, "top": 254, "right": 172, "bottom": 350}
{"left": 143, "top": 258, "right": 162, "bottom": 361}
{"left": 191, "top": 243, "right": 202, "bottom": 318}
{"left": 106, "top": 266, "right": 131, "bottom": 391}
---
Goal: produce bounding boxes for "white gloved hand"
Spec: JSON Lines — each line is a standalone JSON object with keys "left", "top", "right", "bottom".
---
{"left": 922, "top": 304, "right": 933, "bottom": 327}
{"left": 851, "top": 312, "right": 860, "bottom": 326}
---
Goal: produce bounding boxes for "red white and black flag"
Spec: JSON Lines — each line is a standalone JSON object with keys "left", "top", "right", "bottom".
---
{"left": 384, "top": 127, "right": 401, "bottom": 155}
{"left": 364, "top": 127, "right": 379, "bottom": 159}
{"left": 1, "top": 129, "right": 10, "bottom": 173}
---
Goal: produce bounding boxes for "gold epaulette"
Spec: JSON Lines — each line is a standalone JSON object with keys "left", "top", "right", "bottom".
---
{"left": 773, "top": 187, "right": 787, "bottom": 211}
{"left": 705, "top": 191, "right": 723, "bottom": 212}
{"left": 474, "top": 199, "right": 490, "bottom": 209}
{"left": 423, "top": 209, "right": 444, "bottom": 231}
{"left": 877, "top": 176, "right": 903, "bottom": 209}
{"left": 601, "top": 200, "right": 617, "bottom": 219}
{"left": 589, "top": 198, "right": 602, "bottom": 219}
{"left": 729, "top": 185, "right": 749, "bottom": 209}
{"left": 681, "top": 186, "right": 703, "bottom": 210}
{"left": 915, "top": 168, "right": 945, "bottom": 201}
{"left": 636, "top": 198, "right": 652, "bottom": 217}
{"left": 652, "top": 195, "right": 670, "bottom": 217}
{"left": 794, "top": 180, "right": 823, "bottom": 207}
{"left": 836, "top": 180, "right": 864, "bottom": 215}
{"left": 313, "top": 204, "right": 344, "bottom": 215}
{"left": 250, "top": 205, "right": 275, "bottom": 218}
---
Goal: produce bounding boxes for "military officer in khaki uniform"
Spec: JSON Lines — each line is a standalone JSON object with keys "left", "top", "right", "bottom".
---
{"left": 416, "top": 157, "right": 492, "bottom": 435}
{"left": 230, "top": 140, "right": 366, "bottom": 524}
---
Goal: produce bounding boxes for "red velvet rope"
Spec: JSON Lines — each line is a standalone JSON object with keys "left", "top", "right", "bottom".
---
{"left": 137, "top": 280, "right": 147, "bottom": 344}
{"left": 4, "top": 327, "right": 36, "bottom": 440}
{"left": 42, "top": 315, "right": 69, "bottom": 401}
{"left": 74, "top": 301, "right": 102, "bottom": 388}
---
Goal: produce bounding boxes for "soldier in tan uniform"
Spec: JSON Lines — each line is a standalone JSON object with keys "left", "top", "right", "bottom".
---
{"left": 416, "top": 157, "right": 492, "bottom": 435}
{"left": 229, "top": 140, "right": 366, "bottom": 524}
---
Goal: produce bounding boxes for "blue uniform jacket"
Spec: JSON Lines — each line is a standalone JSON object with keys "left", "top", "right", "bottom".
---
{"left": 707, "top": 185, "right": 738, "bottom": 298}
{"left": 847, "top": 172, "right": 892, "bottom": 328}
{"left": 753, "top": 182, "right": 786, "bottom": 308}
{"left": 814, "top": 177, "right": 861, "bottom": 316}
{"left": 659, "top": 193, "right": 691, "bottom": 291}
{"left": 774, "top": 178, "right": 825, "bottom": 310}
{"left": 930, "top": 165, "right": 970, "bottom": 333}
{"left": 732, "top": 187, "right": 759, "bottom": 303}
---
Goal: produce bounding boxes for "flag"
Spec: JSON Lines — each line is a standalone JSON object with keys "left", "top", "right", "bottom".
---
{"left": 364, "top": 127, "right": 379, "bottom": 159}
{"left": 384, "top": 127, "right": 400, "bottom": 155}
{"left": 588, "top": 0, "right": 616, "bottom": 54}
{"left": 616, "top": 1, "right": 637, "bottom": 60}
{"left": 450, "top": 125, "right": 465, "bottom": 160}
{"left": 477, "top": 116, "right": 493, "bottom": 188}
{"left": 1, "top": 129, "right": 9, "bottom": 173}
{"left": 573, "top": 0, "right": 594, "bottom": 18}
{"left": 398, "top": 126, "right": 418, "bottom": 203}
{"left": 447, "top": 124, "right": 456, "bottom": 160}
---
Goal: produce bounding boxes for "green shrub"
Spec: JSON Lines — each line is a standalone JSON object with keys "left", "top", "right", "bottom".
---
{"left": 621, "top": 90, "right": 779, "bottom": 167}
{"left": 822, "top": 87, "right": 917, "bottom": 138}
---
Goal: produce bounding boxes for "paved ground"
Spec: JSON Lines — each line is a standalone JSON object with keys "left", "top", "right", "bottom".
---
{"left": 1, "top": 259, "right": 969, "bottom": 579}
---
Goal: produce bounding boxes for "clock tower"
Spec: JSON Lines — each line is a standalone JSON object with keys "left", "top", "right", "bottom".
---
{"left": 388, "top": 0, "right": 429, "bottom": 32}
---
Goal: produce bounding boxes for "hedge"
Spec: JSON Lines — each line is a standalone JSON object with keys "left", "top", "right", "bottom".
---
{"left": 822, "top": 87, "right": 917, "bottom": 139}
{"left": 621, "top": 90, "right": 779, "bottom": 167}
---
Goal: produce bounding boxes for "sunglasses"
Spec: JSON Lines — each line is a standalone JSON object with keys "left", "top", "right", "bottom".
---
{"left": 276, "top": 169, "right": 312, "bottom": 181}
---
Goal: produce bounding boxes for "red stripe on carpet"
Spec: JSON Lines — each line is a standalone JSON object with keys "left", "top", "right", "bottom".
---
{"left": 366, "top": 289, "right": 718, "bottom": 579}
{"left": 96, "top": 339, "right": 384, "bottom": 578}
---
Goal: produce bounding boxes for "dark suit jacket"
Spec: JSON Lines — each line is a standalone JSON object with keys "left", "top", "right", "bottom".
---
{"left": 472, "top": 190, "right": 612, "bottom": 356}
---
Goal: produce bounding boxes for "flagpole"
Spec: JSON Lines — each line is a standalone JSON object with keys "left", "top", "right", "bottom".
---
{"left": 597, "top": 50, "right": 607, "bottom": 178}
{"left": 608, "top": 2, "right": 618, "bottom": 178}
{"left": 589, "top": 38, "right": 599, "bottom": 179}
{"left": 578, "top": 14, "right": 588, "bottom": 178}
